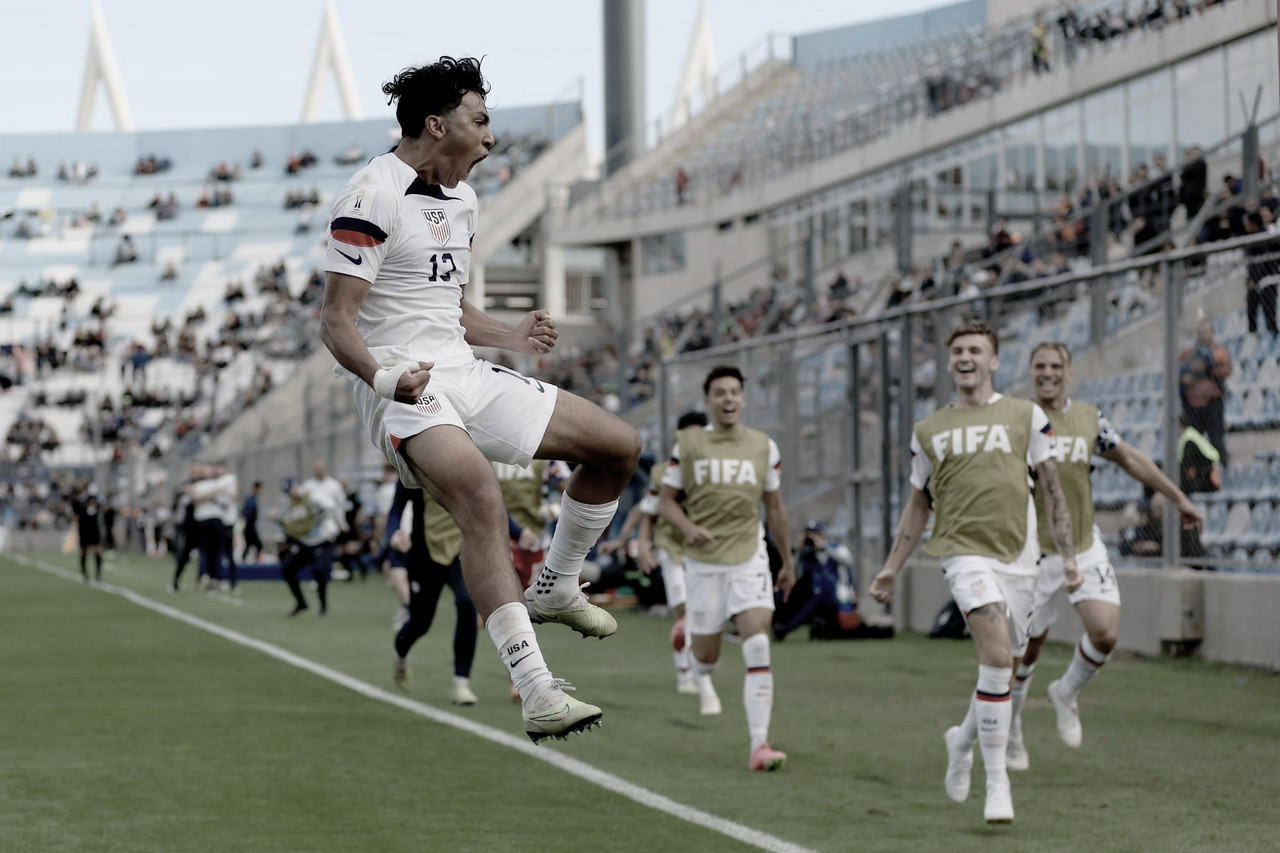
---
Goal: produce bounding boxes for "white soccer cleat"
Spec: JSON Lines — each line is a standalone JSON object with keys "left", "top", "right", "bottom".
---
{"left": 1006, "top": 719, "right": 1030, "bottom": 771}
{"left": 944, "top": 726, "right": 974, "bottom": 803}
{"left": 984, "top": 778, "right": 1014, "bottom": 824}
{"left": 524, "top": 584, "right": 617, "bottom": 639}
{"left": 523, "top": 680, "right": 602, "bottom": 744}
{"left": 450, "top": 679, "right": 478, "bottom": 706}
{"left": 676, "top": 671, "right": 699, "bottom": 695}
{"left": 1047, "top": 679, "right": 1083, "bottom": 748}
{"left": 699, "top": 686, "right": 722, "bottom": 716}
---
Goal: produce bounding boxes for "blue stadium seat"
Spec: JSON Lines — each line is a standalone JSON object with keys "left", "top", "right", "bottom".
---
{"left": 1238, "top": 502, "right": 1273, "bottom": 549}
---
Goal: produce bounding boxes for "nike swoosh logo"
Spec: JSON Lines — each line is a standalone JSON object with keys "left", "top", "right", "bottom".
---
{"left": 509, "top": 652, "right": 535, "bottom": 669}
{"left": 335, "top": 248, "right": 363, "bottom": 265}
{"left": 527, "top": 703, "right": 570, "bottom": 722}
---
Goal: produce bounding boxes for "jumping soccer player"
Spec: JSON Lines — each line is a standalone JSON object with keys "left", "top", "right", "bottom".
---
{"left": 320, "top": 56, "right": 641, "bottom": 742}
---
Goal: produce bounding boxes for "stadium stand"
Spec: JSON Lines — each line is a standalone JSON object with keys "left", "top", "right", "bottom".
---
{"left": 0, "top": 103, "right": 586, "bottom": 532}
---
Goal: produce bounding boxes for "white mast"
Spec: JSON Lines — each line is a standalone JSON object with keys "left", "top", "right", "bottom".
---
{"left": 300, "top": 0, "right": 363, "bottom": 123}
{"left": 75, "top": 0, "right": 136, "bottom": 131}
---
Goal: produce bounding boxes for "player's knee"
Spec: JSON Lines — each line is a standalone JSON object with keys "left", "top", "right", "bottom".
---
{"left": 1021, "top": 635, "right": 1046, "bottom": 665}
{"left": 612, "top": 423, "right": 643, "bottom": 474}
{"left": 1089, "top": 624, "right": 1118, "bottom": 654}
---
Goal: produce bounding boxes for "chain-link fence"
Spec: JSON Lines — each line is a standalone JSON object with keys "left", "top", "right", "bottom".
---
{"left": 656, "top": 229, "right": 1280, "bottom": 576}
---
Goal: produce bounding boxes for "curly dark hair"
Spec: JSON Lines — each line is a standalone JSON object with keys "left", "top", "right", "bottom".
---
{"left": 381, "top": 56, "right": 490, "bottom": 139}
{"left": 702, "top": 365, "right": 745, "bottom": 396}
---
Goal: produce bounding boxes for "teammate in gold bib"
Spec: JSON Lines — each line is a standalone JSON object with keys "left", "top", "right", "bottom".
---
{"left": 871, "top": 324, "right": 1080, "bottom": 825}
{"left": 658, "top": 366, "right": 796, "bottom": 772}
{"left": 1007, "top": 342, "right": 1203, "bottom": 768}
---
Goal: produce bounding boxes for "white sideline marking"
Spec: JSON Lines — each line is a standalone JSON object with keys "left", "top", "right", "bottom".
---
{"left": 16, "top": 556, "right": 816, "bottom": 853}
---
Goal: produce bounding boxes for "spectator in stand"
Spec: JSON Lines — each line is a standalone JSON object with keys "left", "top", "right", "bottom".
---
{"left": 112, "top": 234, "right": 138, "bottom": 266}
{"left": 1175, "top": 147, "right": 1207, "bottom": 221}
{"left": 829, "top": 268, "right": 851, "bottom": 300}
{"left": 675, "top": 166, "right": 690, "bottom": 205}
{"left": 1244, "top": 211, "right": 1279, "bottom": 335}
{"left": 1057, "top": 5, "right": 1080, "bottom": 65}
{"left": 1030, "top": 14, "right": 1051, "bottom": 75}
{"left": 1178, "top": 318, "right": 1232, "bottom": 464}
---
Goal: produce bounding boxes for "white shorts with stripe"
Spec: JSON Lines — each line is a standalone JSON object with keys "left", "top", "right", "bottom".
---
{"left": 942, "top": 554, "right": 1038, "bottom": 657}
{"left": 684, "top": 542, "right": 774, "bottom": 635}
{"left": 654, "top": 547, "right": 687, "bottom": 609}
{"left": 348, "top": 358, "right": 558, "bottom": 488}
{"left": 1029, "top": 533, "right": 1121, "bottom": 637}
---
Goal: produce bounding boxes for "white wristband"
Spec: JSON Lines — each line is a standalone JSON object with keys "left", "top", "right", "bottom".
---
{"left": 372, "top": 361, "right": 419, "bottom": 401}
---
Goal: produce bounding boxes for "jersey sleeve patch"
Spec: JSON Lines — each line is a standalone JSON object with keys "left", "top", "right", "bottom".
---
{"left": 331, "top": 216, "right": 388, "bottom": 247}
{"left": 1095, "top": 411, "right": 1121, "bottom": 454}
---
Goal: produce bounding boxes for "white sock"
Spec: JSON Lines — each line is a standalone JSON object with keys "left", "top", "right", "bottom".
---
{"left": 975, "top": 664, "right": 1013, "bottom": 777}
{"left": 956, "top": 696, "right": 978, "bottom": 749}
{"left": 1009, "top": 662, "right": 1036, "bottom": 738}
{"left": 694, "top": 658, "right": 718, "bottom": 697}
{"left": 487, "top": 601, "right": 552, "bottom": 702}
{"left": 673, "top": 646, "right": 691, "bottom": 677}
{"left": 1061, "top": 635, "right": 1109, "bottom": 698}
{"left": 742, "top": 634, "right": 774, "bottom": 751}
{"left": 531, "top": 495, "right": 618, "bottom": 606}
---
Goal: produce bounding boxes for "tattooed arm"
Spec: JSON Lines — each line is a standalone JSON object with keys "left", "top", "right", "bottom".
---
{"left": 1034, "top": 457, "right": 1082, "bottom": 592}
{"left": 870, "top": 486, "right": 932, "bottom": 604}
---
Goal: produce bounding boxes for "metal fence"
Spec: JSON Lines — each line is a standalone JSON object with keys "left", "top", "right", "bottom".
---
{"left": 655, "top": 230, "right": 1280, "bottom": 576}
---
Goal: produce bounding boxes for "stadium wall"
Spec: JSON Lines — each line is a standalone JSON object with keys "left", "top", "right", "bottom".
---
{"left": 888, "top": 561, "right": 1280, "bottom": 670}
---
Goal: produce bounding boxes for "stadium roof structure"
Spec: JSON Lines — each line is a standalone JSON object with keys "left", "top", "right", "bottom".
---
{"left": 75, "top": 0, "right": 135, "bottom": 132}
{"left": 74, "top": 0, "right": 363, "bottom": 133}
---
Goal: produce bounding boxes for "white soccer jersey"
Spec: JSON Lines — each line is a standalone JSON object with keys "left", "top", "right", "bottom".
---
{"left": 325, "top": 152, "right": 479, "bottom": 371}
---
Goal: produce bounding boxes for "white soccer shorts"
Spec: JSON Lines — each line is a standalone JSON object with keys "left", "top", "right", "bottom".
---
{"left": 684, "top": 543, "right": 774, "bottom": 636}
{"left": 1029, "top": 535, "right": 1121, "bottom": 637}
{"left": 350, "top": 358, "right": 558, "bottom": 488}
{"left": 655, "top": 547, "right": 687, "bottom": 609}
{"left": 941, "top": 554, "right": 1038, "bottom": 657}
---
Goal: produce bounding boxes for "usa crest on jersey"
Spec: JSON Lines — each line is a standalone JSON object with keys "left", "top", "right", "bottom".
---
{"left": 415, "top": 394, "right": 442, "bottom": 415}
{"left": 422, "top": 209, "right": 450, "bottom": 245}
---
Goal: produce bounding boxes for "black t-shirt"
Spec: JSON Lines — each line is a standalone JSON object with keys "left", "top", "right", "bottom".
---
{"left": 72, "top": 496, "right": 103, "bottom": 546}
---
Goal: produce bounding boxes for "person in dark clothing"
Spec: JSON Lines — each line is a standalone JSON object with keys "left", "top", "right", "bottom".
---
{"left": 70, "top": 486, "right": 104, "bottom": 582}
{"left": 1244, "top": 212, "right": 1279, "bottom": 335}
{"left": 1180, "top": 147, "right": 1207, "bottom": 221}
{"left": 335, "top": 478, "right": 369, "bottom": 581}
{"left": 101, "top": 501, "right": 118, "bottom": 554}
{"left": 169, "top": 486, "right": 199, "bottom": 592}
{"left": 772, "top": 521, "right": 858, "bottom": 641}
{"left": 278, "top": 476, "right": 344, "bottom": 617}
{"left": 241, "top": 481, "right": 264, "bottom": 562}
{"left": 388, "top": 481, "right": 479, "bottom": 705}
{"left": 1178, "top": 319, "right": 1232, "bottom": 464}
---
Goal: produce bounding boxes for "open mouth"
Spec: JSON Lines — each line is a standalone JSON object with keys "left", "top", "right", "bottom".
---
{"left": 466, "top": 154, "right": 487, "bottom": 177}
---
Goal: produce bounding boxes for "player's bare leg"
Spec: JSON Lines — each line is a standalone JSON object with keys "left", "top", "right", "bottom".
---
{"left": 401, "top": 428, "right": 600, "bottom": 741}
{"left": 1049, "top": 600, "right": 1120, "bottom": 748}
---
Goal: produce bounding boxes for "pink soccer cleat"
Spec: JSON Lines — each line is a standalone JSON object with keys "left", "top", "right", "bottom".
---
{"left": 749, "top": 742, "right": 787, "bottom": 771}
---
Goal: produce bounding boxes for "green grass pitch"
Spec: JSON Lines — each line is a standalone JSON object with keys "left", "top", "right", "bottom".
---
{"left": 2, "top": 551, "right": 1277, "bottom": 852}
